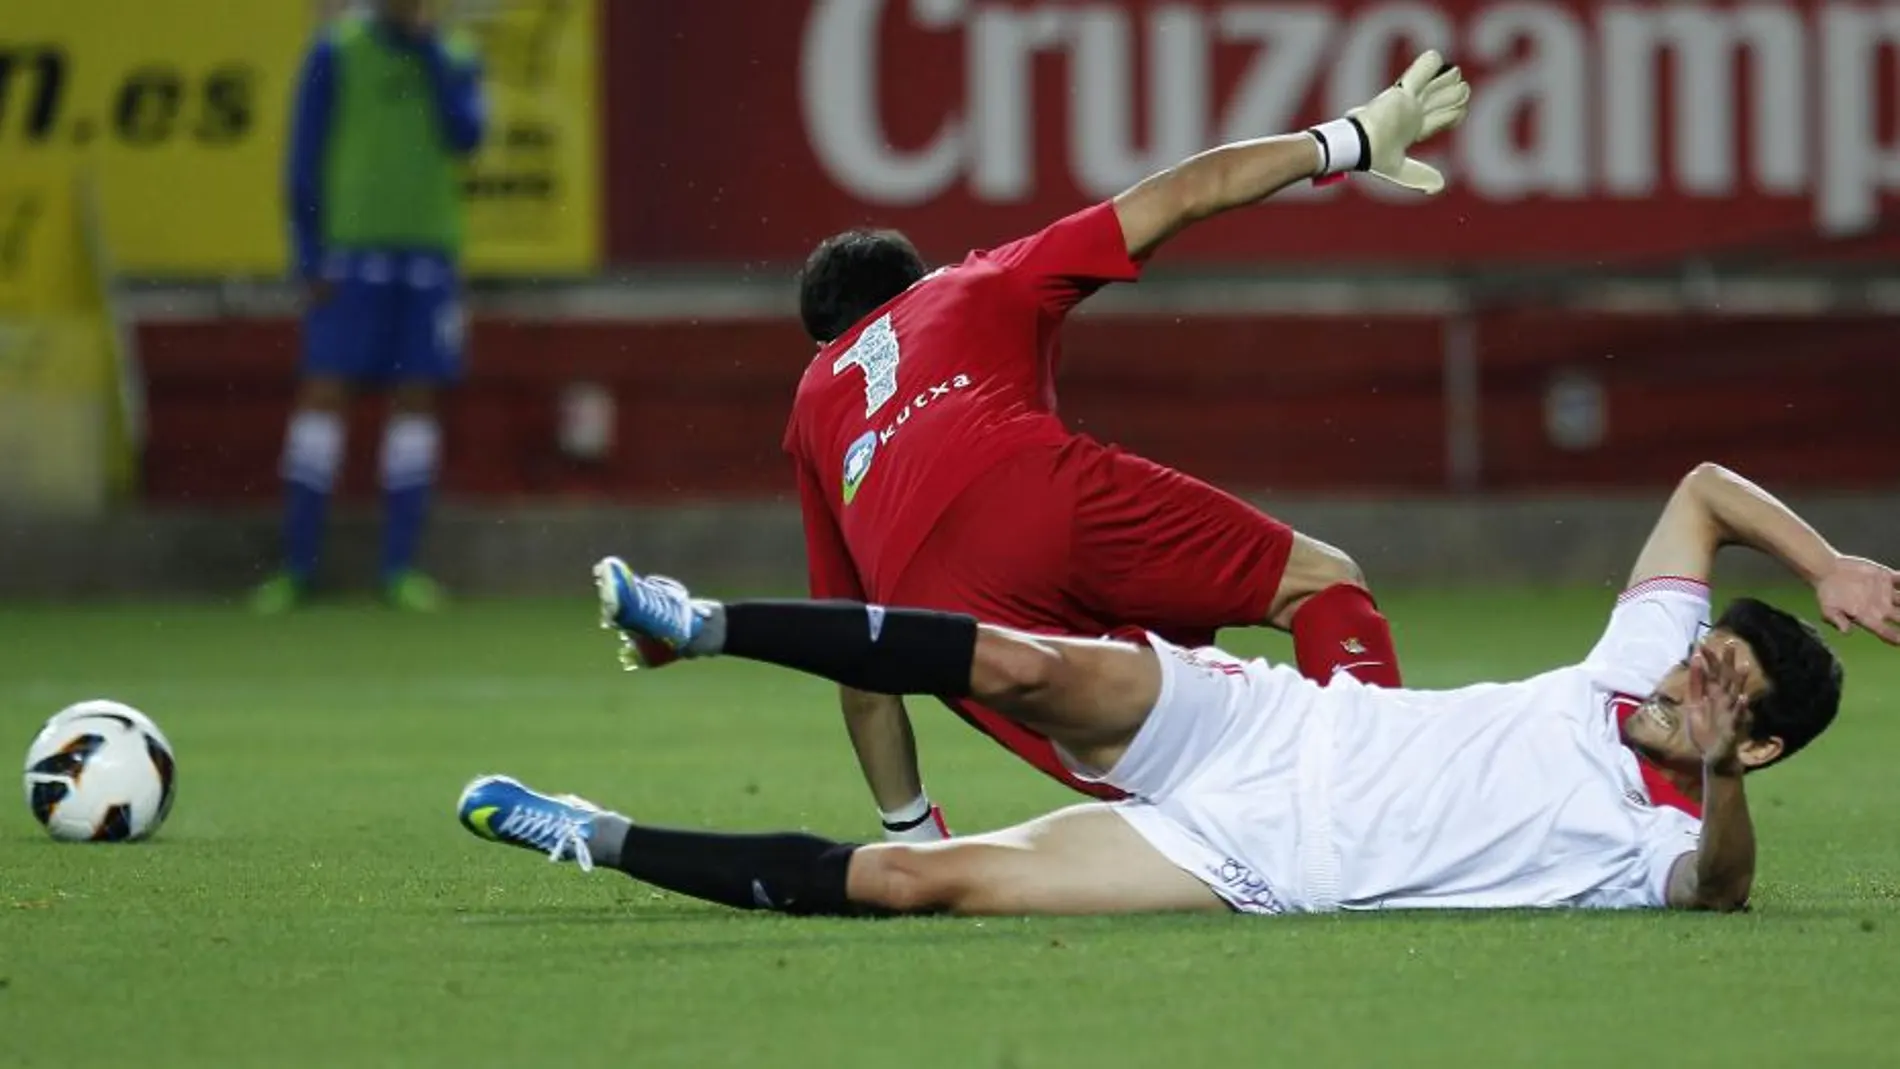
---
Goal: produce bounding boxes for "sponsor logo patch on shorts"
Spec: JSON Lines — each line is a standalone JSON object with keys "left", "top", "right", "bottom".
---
{"left": 1214, "top": 858, "right": 1284, "bottom": 914}
{"left": 842, "top": 431, "right": 878, "bottom": 504}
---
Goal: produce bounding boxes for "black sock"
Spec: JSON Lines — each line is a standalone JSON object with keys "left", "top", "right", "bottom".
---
{"left": 596, "top": 818, "right": 889, "bottom": 917}
{"left": 712, "top": 600, "right": 976, "bottom": 697}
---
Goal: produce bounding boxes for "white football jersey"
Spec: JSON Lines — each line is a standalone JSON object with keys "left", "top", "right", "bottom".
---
{"left": 1101, "top": 578, "right": 1713, "bottom": 913}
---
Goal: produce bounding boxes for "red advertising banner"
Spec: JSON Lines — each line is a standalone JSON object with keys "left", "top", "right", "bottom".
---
{"left": 136, "top": 314, "right": 1900, "bottom": 502}
{"left": 606, "top": 0, "right": 1900, "bottom": 266}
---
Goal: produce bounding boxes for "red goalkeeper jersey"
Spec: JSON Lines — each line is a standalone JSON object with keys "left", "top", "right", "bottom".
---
{"left": 783, "top": 202, "right": 1141, "bottom": 600}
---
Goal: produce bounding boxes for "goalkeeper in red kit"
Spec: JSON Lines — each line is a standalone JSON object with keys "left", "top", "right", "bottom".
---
{"left": 772, "top": 53, "right": 1471, "bottom": 841}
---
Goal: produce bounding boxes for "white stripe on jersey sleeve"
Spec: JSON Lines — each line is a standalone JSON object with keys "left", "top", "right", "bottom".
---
{"left": 1619, "top": 576, "right": 1712, "bottom": 605}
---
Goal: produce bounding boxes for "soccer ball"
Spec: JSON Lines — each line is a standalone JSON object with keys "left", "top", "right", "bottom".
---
{"left": 22, "top": 700, "right": 177, "bottom": 842}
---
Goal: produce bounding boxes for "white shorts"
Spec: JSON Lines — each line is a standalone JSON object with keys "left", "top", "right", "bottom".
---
{"left": 1066, "top": 635, "right": 1341, "bottom": 914}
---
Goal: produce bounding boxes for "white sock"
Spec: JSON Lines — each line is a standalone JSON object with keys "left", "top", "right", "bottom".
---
{"left": 281, "top": 410, "right": 344, "bottom": 491}
{"left": 380, "top": 413, "right": 440, "bottom": 492}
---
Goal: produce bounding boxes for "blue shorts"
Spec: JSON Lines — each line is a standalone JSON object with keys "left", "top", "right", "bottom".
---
{"left": 302, "top": 250, "right": 465, "bottom": 385}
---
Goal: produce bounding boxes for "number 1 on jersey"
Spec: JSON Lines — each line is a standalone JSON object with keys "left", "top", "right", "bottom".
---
{"left": 832, "top": 314, "right": 900, "bottom": 418}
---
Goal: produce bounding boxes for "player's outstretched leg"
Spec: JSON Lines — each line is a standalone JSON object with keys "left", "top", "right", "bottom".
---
{"left": 592, "top": 557, "right": 1159, "bottom": 767}
{"left": 459, "top": 773, "right": 882, "bottom": 915}
{"left": 457, "top": 776, "right": 1219, "bottom": 917}
{"left": 593, "top": 557, "right": 973, "bottom": 696}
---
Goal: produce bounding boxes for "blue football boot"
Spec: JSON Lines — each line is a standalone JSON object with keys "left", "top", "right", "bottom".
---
{"left": 591, "top": 557, "right": 708, "bottom": 670}
{"left": 457, "top": 774, "right": 601, "bottom": 871}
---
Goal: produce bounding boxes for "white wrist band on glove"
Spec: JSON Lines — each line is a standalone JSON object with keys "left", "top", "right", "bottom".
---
{"left": 1306, "top": 116, "right": 1370, "bottom": 176}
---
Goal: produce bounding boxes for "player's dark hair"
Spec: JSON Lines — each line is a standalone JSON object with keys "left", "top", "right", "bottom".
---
{"left": 1718, "top": 597, "right": 1844, "bottom": 769}
{"left": 798, "top": 229, "right": 927, "bottom": 343}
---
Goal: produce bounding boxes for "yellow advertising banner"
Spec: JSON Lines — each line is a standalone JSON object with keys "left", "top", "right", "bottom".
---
{"left": 458, "top": 0, "right": 601, "bottom": 276}
{"left": 0, "top": 4, "right": 307, "bottom": 276}
{"left": 0, "top": 0, "right": 597, "bottom": 278}
{"left": 0, "top": 175, "right": 135, "bottom": 512}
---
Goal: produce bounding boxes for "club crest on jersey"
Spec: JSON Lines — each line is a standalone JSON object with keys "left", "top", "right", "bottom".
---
{"left": 1341, "top": 637, "right": 1367, "bottom": 655}
{"left": 842, "top": 431, "right": 878, "bottom": 504}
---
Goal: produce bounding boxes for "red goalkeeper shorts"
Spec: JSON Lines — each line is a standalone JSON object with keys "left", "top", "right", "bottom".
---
{"left": 881, "top": 436, "right": 1294, "bottom": 797}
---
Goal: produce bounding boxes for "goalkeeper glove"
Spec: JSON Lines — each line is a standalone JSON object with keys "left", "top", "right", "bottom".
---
{"left": 1306, "top": 49, "right": 1471, "bottom": 195}
{"left": 880, "top": 795, "right": 951, "bottom": 843}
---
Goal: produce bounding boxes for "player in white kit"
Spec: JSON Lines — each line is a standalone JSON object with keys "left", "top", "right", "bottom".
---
{"left": 459, "top": 463, "right": 1898, "bottom": 916}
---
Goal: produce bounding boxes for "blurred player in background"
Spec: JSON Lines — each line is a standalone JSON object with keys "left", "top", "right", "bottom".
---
{"left": 253, "top": 0, "right": 486, "bottom": 614}
{"left": 776, "top": 54, "right": 1467, "bottom": 839}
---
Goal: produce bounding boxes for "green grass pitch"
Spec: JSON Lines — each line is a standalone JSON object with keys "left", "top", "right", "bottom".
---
{"left": 2, "top": 588, "right": 1897, "bottom": 1068}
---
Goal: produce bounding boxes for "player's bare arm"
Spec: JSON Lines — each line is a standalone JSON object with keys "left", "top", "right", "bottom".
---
{"left": 1665, "top": 643, "right": 1758, "bottom": 911}
{"left": 838, "top": 687, "right": 919, "bottom": 809}
{"left": 838, "top": 686, "right": 951, "bottom": 841}
{"left": 1632, "top": 462, "right": 1900, "bottom": 644}
{"left": 784, "top": 453, "right": 947, "bottom": 839}
{"left": 1111, "top": 136, "right": 1321, "bottom": 260}
{"left": 1111, "top": 50, "right": 1470, "bottom": 260}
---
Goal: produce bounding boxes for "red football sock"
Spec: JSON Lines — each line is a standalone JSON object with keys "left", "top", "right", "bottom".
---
{"left": 1290, "top": 584, "right": 1403, "bottom": 687}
